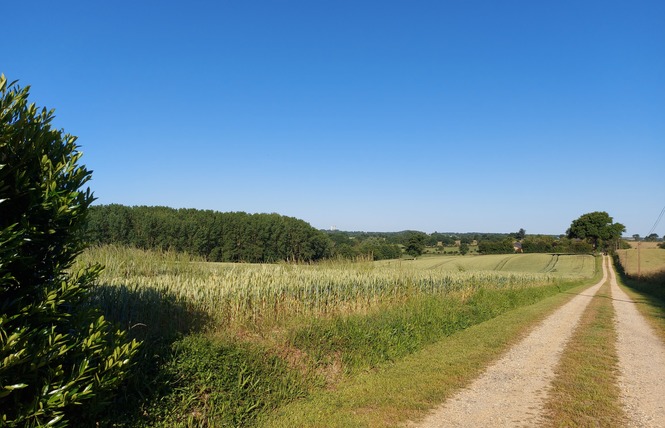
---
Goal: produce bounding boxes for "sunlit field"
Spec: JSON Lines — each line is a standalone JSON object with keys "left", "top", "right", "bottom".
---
{"left": 616, "top": 246, "right": 665, "bottom": 276}
{"left": 70, "top": 246, "right": 600, "bottom": 426}
{"left": 75, "top": 247, "right": 590, "bottom": 332}
{"left": 379, "top": 253, "right": 596, "bottom": 278}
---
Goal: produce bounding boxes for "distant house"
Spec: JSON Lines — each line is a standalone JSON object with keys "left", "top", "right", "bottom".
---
{"left": 513, "top": 242, "right": 523, "bottom": 253}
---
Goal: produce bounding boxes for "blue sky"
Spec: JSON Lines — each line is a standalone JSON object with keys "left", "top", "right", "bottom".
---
{"left": 4, "top": 1, "right": 664, "bottom": 236}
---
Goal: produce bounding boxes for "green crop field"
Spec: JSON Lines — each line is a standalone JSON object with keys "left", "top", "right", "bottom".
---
{"left": 380, "top": 253, "right": 595, "bottom": 278}
{"left": 74, "top": 246, "right": 599, "bottom": 426}
{"left": 77, "top": 247, "right": 590, "bottom": 329}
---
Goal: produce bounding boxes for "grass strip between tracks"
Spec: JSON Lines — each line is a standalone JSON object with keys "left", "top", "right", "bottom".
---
{"left": 544, "top": 279, "right": 625, "bottom": 427}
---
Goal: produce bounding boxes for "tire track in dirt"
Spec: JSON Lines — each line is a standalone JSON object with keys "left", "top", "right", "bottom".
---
{"left": 540, "top": 254, "right": 559, "bottom": 273}
{"left": 493, "top": 255, "right": 515, "bottom": 272}
{"left": 609, "top": 260, "right": 665, "bottom": 427}
{"left": 411, "top": 256, "right": 609, "bottom": 427}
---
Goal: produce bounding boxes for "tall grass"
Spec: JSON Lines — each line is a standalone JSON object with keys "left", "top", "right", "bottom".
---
{"left": 77, "top": 246, "right": 590, "bottom": 427}
{"left": 77, "top": 245, "right": 557, "bottom": 334}
{"left": 613, "top": 253, "right": 665, "bottom": 303}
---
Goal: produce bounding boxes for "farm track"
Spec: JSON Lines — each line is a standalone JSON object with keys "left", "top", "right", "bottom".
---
{"left": 580, "top": 254, "right": 589, "bottom": 274}
{"left": 426, "top": 258, "right": 459, "bottom": 270}
{"left": 610, "top": 260, "right": 665, "bottom": 426}
{"left": 540, "top": 254, "right": 559, "bottom": 273}
{"left": 413, "top": 257, "right": 607, "bottom": 427}
{"left": 413, "top": 256, "right": 665, "bottom": 427}
{"left": 493, "top": 255, "right": 515, "bottom": 272}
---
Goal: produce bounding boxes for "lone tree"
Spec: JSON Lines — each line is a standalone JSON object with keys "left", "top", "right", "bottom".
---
{"left": 514, "top": 228, "right": 526, "bottom": 240}
{"left": 0, "top": 75, "right": 139, "bottom": 426}
{"left": 404, "top": 231, "right": 427, "bottom": 258}
{"left": 566, "top": 211, "right": 625, "bottom": 252}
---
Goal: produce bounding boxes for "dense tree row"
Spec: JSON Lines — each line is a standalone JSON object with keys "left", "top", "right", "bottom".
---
{"left": 476, "top": 234, "right": 598, "bottom": 255}
{"left": 330, "top": 231, "right": 512, "bottom": 247}
{"left": 326, "top": 233, "right": 402, "bottom": 260}
{"left": 521, "top": 236, "right": 595, "bottom": 253}
{"left": 477, "top": 239, "right": 516, "bottom": 254}
{"left": 85, "top": 205, "right": 332, "bottom": 262}
{"left": 86, "top": 207, "right": 626, "bottom": 261}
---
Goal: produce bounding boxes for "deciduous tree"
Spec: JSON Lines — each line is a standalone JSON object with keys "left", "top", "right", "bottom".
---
{"left": 404, "top": 232, "right": 427, "bottom": 258}
{"left": 566, "top": 211, "right": 625, "bottom": 251}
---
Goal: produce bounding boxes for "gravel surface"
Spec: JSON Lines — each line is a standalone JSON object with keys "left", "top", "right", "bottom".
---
{"left": 411, "top": 257, "right": 609, "bottom": 428}
{"left": 610, "top": 261, "right": 665, "bottom": 427}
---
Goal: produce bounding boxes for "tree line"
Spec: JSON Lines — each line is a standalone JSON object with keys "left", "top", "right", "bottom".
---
{"left": 85, "top": 205, "right": 332, "bottom": 262}
{"left": 477, "top": 235, "right": 595, "bottom": 254}
{"left": 86, "top": 204, "right": 631, "bottom": 262}
{"left": 85, "top": 206, "right": 412, "bottom": 262}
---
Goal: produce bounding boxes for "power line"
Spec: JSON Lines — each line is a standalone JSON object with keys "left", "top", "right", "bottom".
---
{"left": 647, "top": 204, "right": 665, "bottom": 237}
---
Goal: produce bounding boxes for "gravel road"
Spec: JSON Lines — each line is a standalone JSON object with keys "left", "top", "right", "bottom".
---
{"left": 412, "top": 256, "right": 665, "bottom": 427}
{"left": 610, "top": 260, "right": 665, "bottom": 427}
{"left": 412, "top": 257, "right": 609, "bottom": 427}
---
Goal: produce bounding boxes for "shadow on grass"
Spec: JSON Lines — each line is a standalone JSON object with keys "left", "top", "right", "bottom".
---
{"left": 88, "top": 284, "right": 214, "bottom": 426}
{"left": 561, "top": 291, "right": 642, "bottom": 305}
{"left": 612, "top": 255, "right": 665, "bottom": 320}
{"left": 91, "top": 284, "right": 212, "bottom": 342}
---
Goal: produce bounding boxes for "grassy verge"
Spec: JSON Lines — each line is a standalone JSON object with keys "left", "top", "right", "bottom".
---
{"left": 259, "top": 279, "right": 599, "bottom": 427}
{"left": 290, "top": 284, "right": 580, "bottom": 375}
{"left": 104, "top": 334, "right": 309, "bottom": 427}
{"left": 544, "top": 280, "right": 625, "bottom": 427}
{"left": 612, "top": 255, "right": 665, "bottom": 341}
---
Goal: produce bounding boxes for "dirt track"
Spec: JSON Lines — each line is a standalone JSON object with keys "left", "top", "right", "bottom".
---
{"left": 412, "top": 256, "right": 665, "bottom": 427}
{"left": 610, "top": 260, "right": 665, "bottom": 427}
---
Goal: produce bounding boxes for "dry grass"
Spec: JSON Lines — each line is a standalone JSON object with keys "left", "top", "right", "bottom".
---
{"left": 616, "top": 247, "right": 665, "bottom": 276}
{"left": 626, "top": 241, "right": 660, "bottom": 249}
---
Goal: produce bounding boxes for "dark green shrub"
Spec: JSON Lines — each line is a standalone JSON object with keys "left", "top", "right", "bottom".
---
{"left": 0, "top": 75, "right": 139, "bottom": 426}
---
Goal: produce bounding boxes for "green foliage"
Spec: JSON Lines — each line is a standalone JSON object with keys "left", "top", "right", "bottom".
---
{"left": 86, "top": 204, "right": 332, "bottom": 263}
{"left": 459, "top": 242, "right": 470, "bottom": 255}
{"left": 514, "top": 228, "right": 526, "bottom": 240}
{"left": 327, "top": 236, "right": 401, "bottom": 261}
{"left": 478, "top": 239, "right": 515, "bottom": 254}
{"left": 478, "top": 235, "right": 595, "bottom": 255}
{"left": 404, "top": 232, "right": 427, "bottom": 257}
{"left": 131, "top": 335, "right": 306, "bottom": 427}
{"left": 0, "top": 75, "right": 139, "bottom": 426}
{"left": 290, "top": 282, "right": 573, "bottom": 373}
{"left": 521, "top": 235, "right": 556, "bottom": 253}
{"left": 567, "top": 211, "right": 625, "bottom": 251}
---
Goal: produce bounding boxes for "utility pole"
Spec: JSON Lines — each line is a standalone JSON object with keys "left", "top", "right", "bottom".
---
{"left": 637, "top": 241, "right": 641, "bottom": 278}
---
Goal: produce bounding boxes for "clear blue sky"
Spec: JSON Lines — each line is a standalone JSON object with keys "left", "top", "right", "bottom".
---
{"left": 4, "top": 1, "right": 664, "bottom": 236}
